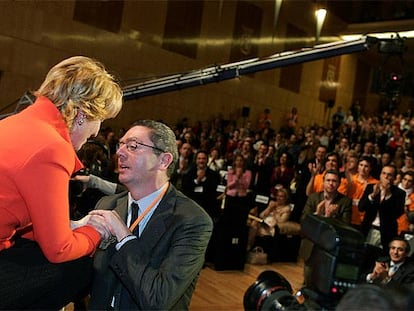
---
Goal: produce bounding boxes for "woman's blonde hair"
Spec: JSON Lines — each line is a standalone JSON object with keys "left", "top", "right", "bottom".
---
{"left": 36, "top": 56, "right": 123, "bottom": 129}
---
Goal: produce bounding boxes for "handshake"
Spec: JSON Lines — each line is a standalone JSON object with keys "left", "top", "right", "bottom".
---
{"left": 71, "top": 210, "right": 132, "bottom": 247}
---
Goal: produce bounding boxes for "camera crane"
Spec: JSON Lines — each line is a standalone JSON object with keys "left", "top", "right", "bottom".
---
{"left": 122, "top": 36, "right": 379, "bottom": 101}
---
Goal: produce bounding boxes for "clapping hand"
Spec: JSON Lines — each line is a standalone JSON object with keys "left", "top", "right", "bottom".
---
{"left": 325, "top": 203, "right": 339, "bottom": 218}
{"left": 315, "top": 200, "right": 325, "bottom": 216}
{"left": 371, "top": 182, "right": 381, "bottom": 197}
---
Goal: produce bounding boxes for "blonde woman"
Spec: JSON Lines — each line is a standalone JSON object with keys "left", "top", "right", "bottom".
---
{"left": 0, "top": 56, "right": 122, "bottom": 309}
{"left": 247, "top": 188, "right": 291, "bottom": 262}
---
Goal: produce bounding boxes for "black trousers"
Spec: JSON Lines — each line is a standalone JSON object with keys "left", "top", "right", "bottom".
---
{"left": 0, "top": 238, "right": 93, "bottom": 310}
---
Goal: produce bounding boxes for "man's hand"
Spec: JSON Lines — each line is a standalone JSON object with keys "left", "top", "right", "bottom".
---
{"left": 381, "top": 179, "right": 392, "bottom": 197}
{"left": 370, "top": 261, "right": 389, "bottom": 281}
{"left": 308, "top": 162, "right": 320, "bottom": 176}
{"left": 315, "top": 200, "right": 325, "bottom": 216}
{"left": 71, "top": 214, "right": 111, "bottom": 240}
{"left": 87, "top": 214, "right": 112, "bottom": 240}
{"left": 325, "top": 203, "right": 339, "bottom": 217}
{"left": 196, "top": 169, "right": 205, "bottom": 183}
{"left": 89, "top": 210, "right": 131, "bottom": 242}
{"left": 371, "top": 182, "right": 381, "bottom": 197}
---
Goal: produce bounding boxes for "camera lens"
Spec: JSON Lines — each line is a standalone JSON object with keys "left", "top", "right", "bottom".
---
{"left": 244, "top": 270, "right": 303, "bottom": 311}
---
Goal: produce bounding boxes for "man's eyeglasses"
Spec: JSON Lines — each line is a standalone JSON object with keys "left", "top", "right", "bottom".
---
{"left": 118, "top": 138, "right": 165, "bottom": 153}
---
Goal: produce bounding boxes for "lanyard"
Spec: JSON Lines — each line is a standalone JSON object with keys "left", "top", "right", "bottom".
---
{"left": 129, "top": 182, "right": 169, "bottom": 233}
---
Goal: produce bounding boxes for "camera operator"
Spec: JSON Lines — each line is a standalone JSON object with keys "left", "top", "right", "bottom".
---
{"left": 299, "top": 169, "right": 352, "bottom": 286}
{"left": 366, "top": 237, "right": 414, "bottom": 286}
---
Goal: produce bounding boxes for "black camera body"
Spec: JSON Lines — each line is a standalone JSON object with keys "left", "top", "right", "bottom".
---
{"left": 301, "top": 215, "right": 366, "bottom": 301}
{"left": 244, "top": 215, "right": 370, "bottom": 310}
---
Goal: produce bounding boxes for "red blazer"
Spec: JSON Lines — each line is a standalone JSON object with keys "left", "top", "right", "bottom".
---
{"left": 0, "top": 96, "right": 100, "bottom": 262}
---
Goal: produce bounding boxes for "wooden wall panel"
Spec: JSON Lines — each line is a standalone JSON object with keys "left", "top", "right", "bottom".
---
{"left": 0, "top": 0, "right": 372, "bottom": 132}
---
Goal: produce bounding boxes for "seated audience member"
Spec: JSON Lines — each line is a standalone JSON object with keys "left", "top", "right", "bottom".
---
{"left": 0, "top": 56, "right": 122, "bottom": 309}
{"left": 88, "top": 120, "right": 213, "bottom": 310}
{"left": 366, "top": 237, "right": 414, "bottom": 286}
{"left": 247, "top": 188, "right": 292, "bottom": 261}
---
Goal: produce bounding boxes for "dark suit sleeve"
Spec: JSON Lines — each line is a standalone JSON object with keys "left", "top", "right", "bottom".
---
{"left": 301, "top": 193, "right": 317, "bottom": 223}
{"left": 358, "top": 184, "right": 375, "bottom": 212}
{"left": 391, "top": 187, "right": 406, "bottom": 219}
{"left": 338, "top": 196, "right": 352, "bottom": 224}
{"left": 109, "top": 197, "right": 213, "bottom": 310}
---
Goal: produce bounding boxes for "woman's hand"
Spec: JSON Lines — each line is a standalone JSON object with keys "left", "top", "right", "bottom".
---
{"left": 70, "top": 214, "right": 111, "bottom": 240}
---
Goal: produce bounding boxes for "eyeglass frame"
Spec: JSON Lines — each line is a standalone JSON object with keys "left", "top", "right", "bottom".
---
{"left": 118, "top": 138, "right": 165, "bottom": 154}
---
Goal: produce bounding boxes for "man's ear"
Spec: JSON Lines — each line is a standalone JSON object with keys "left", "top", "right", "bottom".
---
{"left": 159, "top": 153, "right": 174, "bottom": 168}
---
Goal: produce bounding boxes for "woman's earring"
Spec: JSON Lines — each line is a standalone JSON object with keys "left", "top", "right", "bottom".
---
{"left": 77, "top": 114, "right": 85, "bottom": 126}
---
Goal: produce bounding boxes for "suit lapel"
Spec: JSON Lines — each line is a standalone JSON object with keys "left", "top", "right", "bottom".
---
{"left": 114, "top": 195, "right": 129, "bottom": 222}
{"left": 139, "top": 186, "right": 176, "bottom": 247}
{"left": 392, "top": 263, "right": 405, "bottom": 282}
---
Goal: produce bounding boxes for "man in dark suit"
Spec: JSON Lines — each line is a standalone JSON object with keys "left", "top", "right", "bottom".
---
{"left": 366, "top": 237, "right": 414, "bottom": 286}
{"left": 359, "top": 165, "right": 405, "bottom": 253}
{"left": 88, "top": 120, "right": 213, "bottom": 310}
{"left": 181, "top": 150, "right": 220, "bottom": 220}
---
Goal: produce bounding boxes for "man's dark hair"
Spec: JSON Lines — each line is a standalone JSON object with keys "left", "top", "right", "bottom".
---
{"left": 323, "top": 151, "right": 341, "bottom": 168}
{"left": 402, "top": 170, "right": 414, "bottom": 180}
{"left": 359, "top": 155, "right": 373, "bottom": 168}
{"left": 382, "top": 164, "right": 397, "bottom": 178}
{"left": 323, "top": 169, "right": 340, "bottom": 181}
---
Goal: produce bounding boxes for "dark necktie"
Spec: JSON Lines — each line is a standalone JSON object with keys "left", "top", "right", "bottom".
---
{"left": 130, "top": 202, "right": 140, "bottom": 236}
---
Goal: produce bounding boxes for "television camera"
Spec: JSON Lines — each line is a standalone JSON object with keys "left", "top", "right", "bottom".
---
{"left": 244, "top": 215, "right": 375, "bottom": 310}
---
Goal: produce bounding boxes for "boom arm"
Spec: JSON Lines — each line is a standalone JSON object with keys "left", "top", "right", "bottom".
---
{"left": 123, "top": 36, "right": 377, "bottom": 100}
